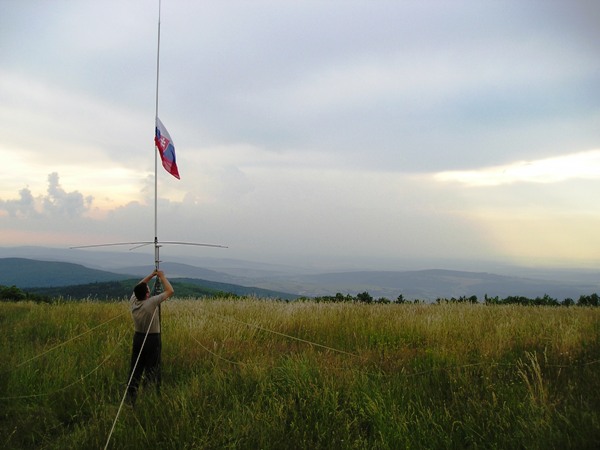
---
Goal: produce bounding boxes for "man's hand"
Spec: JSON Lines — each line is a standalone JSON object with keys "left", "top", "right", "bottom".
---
{"left": 156, "top": 270, "right": 174, "bottom": 298}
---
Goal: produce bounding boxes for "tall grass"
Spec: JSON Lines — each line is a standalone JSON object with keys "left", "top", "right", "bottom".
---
{"left": 1, "top": 299, "right": 599, "bottom": 449}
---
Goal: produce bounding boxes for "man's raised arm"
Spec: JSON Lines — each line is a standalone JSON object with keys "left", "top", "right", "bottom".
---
{"left": 156, "top": 270, "right": 174, "bottom": 299}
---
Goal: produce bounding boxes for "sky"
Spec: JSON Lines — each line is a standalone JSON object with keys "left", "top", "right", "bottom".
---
{"left": 1, "top": 0, "right": 599, "bottom": 271}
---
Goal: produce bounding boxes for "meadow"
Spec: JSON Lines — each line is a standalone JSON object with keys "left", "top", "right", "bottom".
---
{"left": 1, "top": 298, "right": 599, "bottom": 449}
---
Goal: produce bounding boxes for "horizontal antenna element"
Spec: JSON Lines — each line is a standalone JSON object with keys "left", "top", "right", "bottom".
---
{"left": 70, "top": 241, "right": 228, "bottom": 250}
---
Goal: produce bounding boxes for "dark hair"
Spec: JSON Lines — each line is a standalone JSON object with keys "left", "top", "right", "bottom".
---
{"left": 134, "top": 282, "right": 149, "bottom": 301}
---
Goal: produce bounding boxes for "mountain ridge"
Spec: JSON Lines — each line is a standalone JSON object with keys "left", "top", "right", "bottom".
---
{"left": 1, "top": 247, "right": 599, "bottom": 301}
{"left": 0, "top": 258, "right": 298, "bottom": 300}
{"left": 276, "top": 268, "right": 598, "bottom": 300}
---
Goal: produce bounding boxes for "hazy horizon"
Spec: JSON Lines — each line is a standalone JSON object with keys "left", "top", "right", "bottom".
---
{"left": 2, "top": 245, "right": 599, "bottom": 281}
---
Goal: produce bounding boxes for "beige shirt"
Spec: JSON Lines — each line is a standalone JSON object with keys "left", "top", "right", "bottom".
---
{"left": 130, "top": 292, "right": 168, "bottom": 334}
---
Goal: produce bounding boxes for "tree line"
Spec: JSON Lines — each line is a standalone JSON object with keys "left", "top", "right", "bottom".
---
{"left": 0, "top": 285, "right": 51, "bottom": 302}
{"left": 302, "top": 291, "right": 600, "bottom": 306}
{"left": 2, "top": 284, "right": 599, "bottom": 306}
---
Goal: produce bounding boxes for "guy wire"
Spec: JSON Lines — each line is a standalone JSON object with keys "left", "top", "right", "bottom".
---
{"left": 0, "top": 333, "right": 127, "bottom": 401}
{"left": 3, "top": 311, "right": 127, "bottom": 375}
{"left": 202, "top": 309, "right": 359, "bottom": 358}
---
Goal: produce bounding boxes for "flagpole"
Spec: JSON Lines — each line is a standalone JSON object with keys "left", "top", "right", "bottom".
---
{"left": 154, "top": 0, "right": 163, "bottom": 336}
{"left": 69, "top": 0, "right": 227, "bottom": 269}
{"left": 154, "top": 0, "right": 162, "bottom": 274}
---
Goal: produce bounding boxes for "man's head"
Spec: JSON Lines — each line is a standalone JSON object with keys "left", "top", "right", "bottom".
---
{"left": 134, "top": 282, "right": 150, "bottom": 301}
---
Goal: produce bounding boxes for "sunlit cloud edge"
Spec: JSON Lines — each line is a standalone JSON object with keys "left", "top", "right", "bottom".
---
{"left": 433, "top": 149, "right": 600, "bottom": 186}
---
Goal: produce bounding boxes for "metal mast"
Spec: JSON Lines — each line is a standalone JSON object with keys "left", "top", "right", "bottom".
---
{"left": 70, "top": 0, "right": 226, "bottom": 265}
{"left": 152, "top": 0, "right": 163, "bottom": 295}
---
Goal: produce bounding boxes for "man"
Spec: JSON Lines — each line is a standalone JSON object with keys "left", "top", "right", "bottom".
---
{"left": 126, "top": 269, "right": 174, "bottom": 405}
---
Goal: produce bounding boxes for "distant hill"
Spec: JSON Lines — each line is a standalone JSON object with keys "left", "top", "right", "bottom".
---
{"left": 0, "top": 258, "right": 299, "bottom": 300}
{"left": 172, "top": 278, "right": 299, "bottom": 300}
{"left": 278, "top": 269, "right": 600, "bottom": 300}
{"left": 2, "top": 254, "right": 599, "bottom": 302}
{"left": 0, "top": 258, "right": 133, "bottom": 287}
{"left": 24, "top": 279, "right": 299, "bottom": 301}
{"left": 113, "top": 261, "right": 251, "bottom": 286}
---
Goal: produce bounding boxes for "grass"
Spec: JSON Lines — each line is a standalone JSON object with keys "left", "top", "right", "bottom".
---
{"left": 1, "top": 298, "right": 599, "bottom": 449}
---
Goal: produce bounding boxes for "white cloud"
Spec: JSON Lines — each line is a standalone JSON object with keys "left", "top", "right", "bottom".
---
{"left": 434, "top": 149, "right": 600, "bottom": 186}
{"left": 0, "top": 172, "right": 91, "bottom": 219}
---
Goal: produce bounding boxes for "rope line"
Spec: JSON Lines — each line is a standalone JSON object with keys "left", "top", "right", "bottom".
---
{"left": 104, "top": 306, "right": 158, "bottom": 450}
{"left": 201, "top": 309, "right": 358, "bottom": 358}
{"left": 195, "top": 309, "right": 600, "bottom": 377}
{"left": 0, "top": 333, "right": 127, "bottom": 400}
{"left": 189, "top": 316, "right": 600, "bottom": 377}
{"left": 7, "top": 311, "right": 127, "bottom": 373}
{"left": 190, "top": 335, "right": 245, "bottom": 366}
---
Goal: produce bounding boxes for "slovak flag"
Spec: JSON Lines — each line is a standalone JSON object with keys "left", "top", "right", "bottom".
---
{"left": 154, "top": 117, "right": 180, "bottom": 179}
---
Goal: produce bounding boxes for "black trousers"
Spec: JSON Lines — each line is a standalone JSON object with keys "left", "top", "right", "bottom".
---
{"left": 127, "top": 332, "right": 161, "bottom": 402}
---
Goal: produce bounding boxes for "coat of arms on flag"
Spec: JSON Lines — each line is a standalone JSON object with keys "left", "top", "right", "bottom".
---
{"left": 154, "top": 117, "right": 180, "bottom": 179}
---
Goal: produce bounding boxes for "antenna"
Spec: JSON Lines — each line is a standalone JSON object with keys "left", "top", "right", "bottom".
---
{"left": 99, "top": 4, "right": 227, "bottom": 447}
{"left": 71, "top": 0, "right": 226, "bottom": 269}
{"left": 154, "top": 0, "right": 161, "bottom": 272}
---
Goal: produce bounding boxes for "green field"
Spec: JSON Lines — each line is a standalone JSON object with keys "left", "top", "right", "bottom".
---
{"left": 1, "top": 299, "right": 599, "bottom": 449}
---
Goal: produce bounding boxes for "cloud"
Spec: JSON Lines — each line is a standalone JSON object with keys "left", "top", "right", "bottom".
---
{"left": 0, "top": 172, "right": 93, "bottom": 219}
{"left": 433, "top": 149, "right": 600, "bottom": 186}
{"left": 43, "top": 173, "right": 93, "bottom": 217}
{"left": 0, "top": 187, "right": 38, "bottom": 219}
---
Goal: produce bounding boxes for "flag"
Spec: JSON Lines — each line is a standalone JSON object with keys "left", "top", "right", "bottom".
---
{"left": 154, "top": 117, "right": 180, "bottom": 179}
